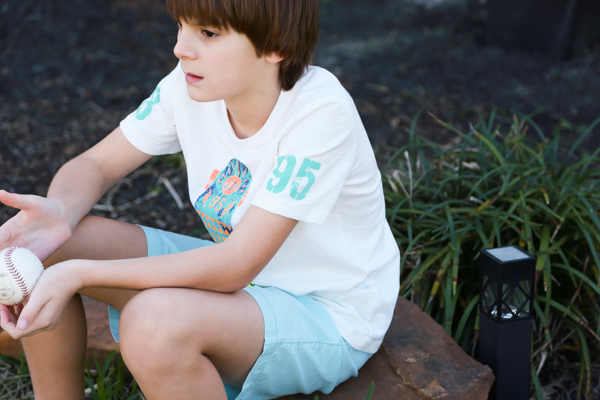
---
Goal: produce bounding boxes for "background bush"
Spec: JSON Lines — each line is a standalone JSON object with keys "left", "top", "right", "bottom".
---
{"left": 383, "top": 110, "right": 600, "bottom": 398}
{"left": 1, "top": 110, "right": 598, "bottom": 398}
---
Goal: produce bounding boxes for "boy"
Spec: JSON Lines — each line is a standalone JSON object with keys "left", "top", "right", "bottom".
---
{"left": 0, "top": 0, "right": 400, "bottom": 399}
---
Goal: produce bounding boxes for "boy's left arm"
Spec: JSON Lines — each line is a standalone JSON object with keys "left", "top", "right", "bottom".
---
{"left": 0, "top": 206, "right": 297, "bottom": 338}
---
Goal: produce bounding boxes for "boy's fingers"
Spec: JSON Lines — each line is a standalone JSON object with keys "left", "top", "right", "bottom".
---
{"left": 0, "top": 305, "right": 11, "bottom": 322}
{"left": 0, "top": 190, "right": 10, "bottom": 204}
{"left": 0, "top": 222, "right": 15, "bottom": 249}
{"left": 0, "top": 190, "right": 18, "bottom": 208}
{"left": 17, "top": 298, "right": 46, "bottom": 332}
{"left": 0, "top": 305, "right": 18, "bottom": 334}
{"left": 14, "top": 304, "right": 24, "bottom": 316}
{"left": 0, "top": 191, "right": 38, "bottom": 211}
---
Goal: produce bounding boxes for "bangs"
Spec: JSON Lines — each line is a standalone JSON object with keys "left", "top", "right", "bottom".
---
{"left": 166, "top": 0, "right": 319, "bottom": 91}
{"left": 167, "top": 0, "right": 235, "bottom": 29}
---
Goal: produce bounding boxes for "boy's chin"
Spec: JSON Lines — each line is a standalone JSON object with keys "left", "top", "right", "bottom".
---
{"left": 186, "top": 87, "right": 219, "bottom": 103}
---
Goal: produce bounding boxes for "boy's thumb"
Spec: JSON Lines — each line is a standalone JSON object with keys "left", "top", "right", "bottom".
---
{"left": 17, "top": 300, "right": 43, "bottom": 331}
{"left": 17, "top": 317, "right": 29, "bottom": 330}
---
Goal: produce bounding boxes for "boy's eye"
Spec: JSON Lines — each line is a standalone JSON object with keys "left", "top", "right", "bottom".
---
{"left": 201, "top": 29, "right": 218, "bottom": 38}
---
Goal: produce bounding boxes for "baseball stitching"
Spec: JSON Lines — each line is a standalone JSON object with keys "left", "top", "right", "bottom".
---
{"left": 4, "top": 247, "right": 30, "bottom": 306}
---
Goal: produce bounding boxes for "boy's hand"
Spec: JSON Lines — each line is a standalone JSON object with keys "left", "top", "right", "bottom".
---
{"left": 0, "top": 261, "right": 82, "bottom": 339}
{"left": 0, "top": 190, "right": 72, "bottom": 262}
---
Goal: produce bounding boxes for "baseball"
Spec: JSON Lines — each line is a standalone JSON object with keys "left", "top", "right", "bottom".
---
{"left": 0, "top": 247, "right": 44, "bottom": 306}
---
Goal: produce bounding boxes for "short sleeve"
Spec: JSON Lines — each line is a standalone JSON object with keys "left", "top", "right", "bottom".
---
{"left": 119, "top": 65, "right": 181, "bottom": 155}
{"left": 252, "top": 99, "right": 357, "bottom": 225}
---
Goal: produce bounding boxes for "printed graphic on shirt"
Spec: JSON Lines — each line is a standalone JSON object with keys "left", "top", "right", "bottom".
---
{"left": 194, "top": 159, "right": 252, "bottom": 243}
{"left": 266, "top": 156, "right": 321, "bottom": 201}
{"left": 135, "top": 87, "right": 161, "bottom": 121}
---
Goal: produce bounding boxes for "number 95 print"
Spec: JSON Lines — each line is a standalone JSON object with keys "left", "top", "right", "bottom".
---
{"left": 266, "top": 156, "right": 322, "bottom": 201}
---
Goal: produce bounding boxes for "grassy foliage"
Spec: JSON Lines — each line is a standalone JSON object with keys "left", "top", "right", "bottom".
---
{"left": 383, "top": 110, "right": 600, "bottom": 397}
{"left": 0, "top": 348, "right": 371, "bottom": 399}
{"left": 3, "top": 110, "right": 599, "bottom": 398}
{"left": 0, "top": 351, "right": 143, "bottom": 400}
{"left": 85, "top": 351, "right": 143, "bottom": 400}
{"left": 0, "top": 353, "right": 33, "bottom": 399}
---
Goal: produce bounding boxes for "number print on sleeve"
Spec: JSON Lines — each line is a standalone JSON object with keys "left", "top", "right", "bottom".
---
{"left": 290, "top": 158, "right": 321, "bottom": 200}
{"left": 266, "top": 156, "right": 296, "bottom": 193}
{"left": 266, "top": 156, "right": 322, "bottom": 201}
{"left": 135, "top": 87, "right": 161, "bottom": 121}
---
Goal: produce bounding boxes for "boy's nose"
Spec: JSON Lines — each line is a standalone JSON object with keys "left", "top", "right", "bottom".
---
{"left": 173, "top": 31, "right": 196, "bottom": 60}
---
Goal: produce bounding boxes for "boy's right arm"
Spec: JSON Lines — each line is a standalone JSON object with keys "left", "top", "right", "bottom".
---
{"left": 0, "top": 127, "right": 152, "bottom": 261}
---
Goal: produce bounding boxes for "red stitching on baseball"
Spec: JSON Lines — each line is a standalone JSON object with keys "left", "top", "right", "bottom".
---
{"left": 4, "top": 247, "right": 29, "bottom": 307}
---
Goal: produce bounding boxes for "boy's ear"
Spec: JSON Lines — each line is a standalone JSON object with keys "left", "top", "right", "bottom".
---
{"left": 265, "top": 52, "right": 284, "bottom": 65}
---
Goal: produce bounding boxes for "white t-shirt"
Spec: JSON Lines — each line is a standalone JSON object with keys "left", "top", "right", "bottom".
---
{"left": 120, "top": 64, "right": 400, "bottom": 353}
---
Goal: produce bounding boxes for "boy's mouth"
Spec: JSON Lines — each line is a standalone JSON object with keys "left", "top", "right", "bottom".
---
{"left": 185, "top": 72, "right": 204, "bottom": 83}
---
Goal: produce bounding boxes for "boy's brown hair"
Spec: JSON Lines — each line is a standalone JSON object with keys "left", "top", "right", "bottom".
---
{"left": 167, "top": 0, "right": 319, "bottom": 91}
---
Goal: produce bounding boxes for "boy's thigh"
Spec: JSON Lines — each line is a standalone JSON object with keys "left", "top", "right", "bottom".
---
{"left": 44, "top": 215, "right": 147, "bottom": 311}
{"left": 45, "top": 215, "right": 148, "bottom": 265}
{"left": 82, "top": 223, "right": 216, "bottom": 312}
{"left": 119, "top": 287, "right": 264, "bottom": 390}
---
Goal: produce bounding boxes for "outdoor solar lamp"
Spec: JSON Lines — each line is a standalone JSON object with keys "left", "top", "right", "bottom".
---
{"left": 479, "top": 245, "right": 536, "bottom": 400}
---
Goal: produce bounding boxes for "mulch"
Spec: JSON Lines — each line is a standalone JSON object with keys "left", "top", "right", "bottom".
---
{"left": 2, "top": 0, "right": 600, "bottom": 231}
{"left": 1, "top": 0, "right": 599, "bottom": 396}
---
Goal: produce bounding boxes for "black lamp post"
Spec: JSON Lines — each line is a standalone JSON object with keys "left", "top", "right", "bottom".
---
{"left": 479, "top": 245, "right": 536, "bottom": 400}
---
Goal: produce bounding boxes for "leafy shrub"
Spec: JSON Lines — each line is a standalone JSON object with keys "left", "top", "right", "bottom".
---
{"left": 0, "top": 351, "right": 142, "bottom": 400}
{"left": 383, "top": 110, "right": 600, "bottom": 398}
{"left": 0, "top": 353, "right": 33, "bottom": 399}
{"left": 85, "top": 351, "right": 143, "bottom": 400}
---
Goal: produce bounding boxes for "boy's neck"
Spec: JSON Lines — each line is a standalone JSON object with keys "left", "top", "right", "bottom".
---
{"left": 225, "top": 80, "right": 282, "bottom": 140}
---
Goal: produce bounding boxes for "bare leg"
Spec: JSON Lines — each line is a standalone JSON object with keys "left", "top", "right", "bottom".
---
{"left": 23, "top": 215, "right": 266, "bottom": 400}
{"left": 21, "top": 215, "right": 147, "bottom": 400}
{"left": 118, "top": 288, "right": 265, "bottom": 400}
{"left": 20, "top": 295, "right": 88, "bottom": 400}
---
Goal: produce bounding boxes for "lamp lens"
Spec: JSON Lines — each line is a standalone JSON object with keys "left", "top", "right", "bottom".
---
{"left": 482, "top": 275, "right": 497, "bottom": 315}
{"left": 501, "top": 281, "right": 531, "bottom": 319}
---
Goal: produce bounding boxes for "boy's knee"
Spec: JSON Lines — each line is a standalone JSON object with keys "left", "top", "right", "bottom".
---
{"left": 120, "top": 289, "right": 171, "bottom": 348}
{"left": 119, "top": 289, "right": 191, "bottom": 371}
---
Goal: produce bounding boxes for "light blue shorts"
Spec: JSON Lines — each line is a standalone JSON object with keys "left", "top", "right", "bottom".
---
{"left": 108, "top": 226, "right": 373, "bottom": 399}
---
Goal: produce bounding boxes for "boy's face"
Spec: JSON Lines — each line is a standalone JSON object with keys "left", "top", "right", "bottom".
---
{"left": 174, "top": 21, "right": 282, "bottom": 103}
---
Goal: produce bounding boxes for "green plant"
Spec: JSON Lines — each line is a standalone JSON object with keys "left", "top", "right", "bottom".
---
{"left": 0, "top": 353, "right": 33, "bottom": 399}
{"left": 84, "top": 351, "right": 143, "bottom": 400}
{"left": 383, "top": 110, "right": 600, "bottom": 398}
{"left": 0, "top": 350, "right": 142, "bottom": 400}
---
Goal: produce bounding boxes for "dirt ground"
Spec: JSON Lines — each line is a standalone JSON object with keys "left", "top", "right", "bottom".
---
{"left": 1, "top": 0, "right": 599, "bottom": 397}
{"left": 2, "top": 0, "right": 599, "bottom": 220}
